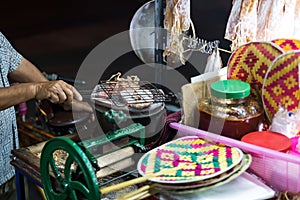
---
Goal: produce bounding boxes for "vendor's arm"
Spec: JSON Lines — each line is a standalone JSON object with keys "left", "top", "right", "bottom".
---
{"left": 0, "top": 32, "right": 92, "bottom": 113}
{"left": 0, "top": 58, "right": 86, "bottom": 111}
{"left": 0, "top": 77, "right": 82, "bottom": 111}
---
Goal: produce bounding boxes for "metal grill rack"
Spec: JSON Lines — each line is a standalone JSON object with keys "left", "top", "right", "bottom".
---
{"left": 91, "top": 80, "right": 169, "bottom": 107}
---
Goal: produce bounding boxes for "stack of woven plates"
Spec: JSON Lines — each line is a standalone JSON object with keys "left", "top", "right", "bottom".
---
{"left": 137, "top": 136, "right": 251, "bottom": 194}
{"left": 227, "top": 41, "right": 283, "bottom": 99}
{"left": 227, "top": 39, "right": 300, "bottom": 122}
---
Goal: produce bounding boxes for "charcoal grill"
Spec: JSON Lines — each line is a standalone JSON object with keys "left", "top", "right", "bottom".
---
{"left": 89, "top": 76, "right": 169, "bottom": 147}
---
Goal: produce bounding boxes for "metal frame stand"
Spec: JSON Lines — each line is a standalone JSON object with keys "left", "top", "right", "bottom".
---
{"left": 15, "top": 169, "right": 43, "bottom": 200}
{"left": 154, "top": 0, "right": 167, "bottom": 85}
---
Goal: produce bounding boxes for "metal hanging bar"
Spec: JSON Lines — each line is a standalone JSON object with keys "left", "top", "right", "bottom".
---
{"left": 186, "top": 36, "right": 220, "bottom": 55}
{"left": 154, "top": 0, "right": 167, "bottom": 85}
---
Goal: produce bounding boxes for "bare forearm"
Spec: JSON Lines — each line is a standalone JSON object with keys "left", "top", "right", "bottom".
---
{"left": 1, "top": 58, "right": 48, "bottom": 109}
{"left": 0, "top": 83, "right": 37, "bottom": 110}
{"left": 2, "top": 58, "right": 92, "bottom": 113}
{"left": 0, "top": 79, "right": 85, "bottom": 110}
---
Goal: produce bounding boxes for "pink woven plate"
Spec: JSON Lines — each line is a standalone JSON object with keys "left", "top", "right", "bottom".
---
{"left": 227, "top": 41, "right": 283, "bottom": 99}
{"left": 262, "top": 50, "right": 300, "bottom": 122}
{"left": 271, "top": 39, "right": 300, "bottom": 52}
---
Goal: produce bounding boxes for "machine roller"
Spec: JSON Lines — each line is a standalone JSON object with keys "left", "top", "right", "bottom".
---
{"left": 40, "top": 120, "right": 147, "bottom": 200}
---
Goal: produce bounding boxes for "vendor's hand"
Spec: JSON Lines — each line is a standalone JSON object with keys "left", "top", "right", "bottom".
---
{"left": 34, "top": 80, "right": 82, "bottom": 104}
{"left": 62, "top": 99, "right": 93, "bottom": 112}
{"left": 34, "top": 80, "right": 95, "bottom": 121}
{"left": 63, "top": 100, "right": 95, "bottom": 122}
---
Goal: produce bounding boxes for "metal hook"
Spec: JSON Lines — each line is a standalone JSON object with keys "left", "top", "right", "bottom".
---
{"left": 185, "top": 36, "right": 224, "bottom": 55}
{"left": 213, "top": 40, "right": 220, "bottom": 53}
{"left": 206, "top": 42, "right": 213, "bottom": 54}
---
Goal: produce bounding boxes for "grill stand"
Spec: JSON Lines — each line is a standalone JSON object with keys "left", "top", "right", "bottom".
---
{"left": 11, "top": 123, "right": 146, "bottom": 200}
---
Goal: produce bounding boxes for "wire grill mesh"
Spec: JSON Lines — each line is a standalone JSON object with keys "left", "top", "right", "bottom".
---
{"left": 91, "top": 80, "right": 168, "bottom": 107}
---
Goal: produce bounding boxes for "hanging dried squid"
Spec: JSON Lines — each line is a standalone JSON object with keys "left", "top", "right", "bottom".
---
{"left": 256, "top": 0, "right": 272, "bottom": 40}
{"left": 225, "top": 0, "right": 258, "bottom": 51}
{"left": 225, "top": 0, "right": 300, "bottom": 50}
{"left": 275, "top": 0, "right": 296, "bottom": 39}
{"left": 224, "top": 0, "right": 243, "bottom": 48}
{"left": 163, "top": 0, "right": 195, "bottom": 66}
{"left": 294, "top": 0, "right": 300, "bottom": 39}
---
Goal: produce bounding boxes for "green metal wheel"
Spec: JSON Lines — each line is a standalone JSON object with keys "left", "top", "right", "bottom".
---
{"left": 40, "top": 137, "right": 100, "bottom": 200}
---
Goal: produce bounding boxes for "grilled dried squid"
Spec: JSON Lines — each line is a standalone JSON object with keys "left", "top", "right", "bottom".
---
{"left": 225, "top": 0, "right": 300, "bottom": 50}
{"left": 163, "top": 0, "right": 195, "bottom": 66}
{"left": 225, "top": 0, "right": 258, "bottom": 51}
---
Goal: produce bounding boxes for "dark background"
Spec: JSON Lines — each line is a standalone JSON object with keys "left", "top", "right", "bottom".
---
{"left": 1, "top": 0, "right": 233, "bottom": 80}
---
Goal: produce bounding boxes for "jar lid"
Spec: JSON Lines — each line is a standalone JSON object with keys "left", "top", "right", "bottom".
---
{"left": 210, "top": 80, "right": 250, "bottom": 99}
{"left": 241, "top": 131, "right": 292, "bottom": 152}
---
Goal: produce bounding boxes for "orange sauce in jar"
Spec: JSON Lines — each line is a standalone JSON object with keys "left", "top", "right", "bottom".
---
{"left": 197, "top": 80, "right": 264, "bottom": 140}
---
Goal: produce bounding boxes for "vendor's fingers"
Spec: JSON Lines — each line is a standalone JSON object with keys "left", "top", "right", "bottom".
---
{"left": 59, "top": 82, "right": 82, "bottom": 103}
{"left": 73, "top": 100, "right": 93, "bottom": 113}
{"left": 71, "top": 86, "right": 83, "bottom": 101}
{"left": 50, "top": 81, "right": 71, "bottom": 103}
{"left": 64, "top": 100, "right": 93, "bottom": 113}
{"left": 55, "top": 81, "right": 80, "bottom": 104}
{"left": 88, "top": 113, "right": 95, "bottom": 122}
{"left": 35, "top": 80, "right": 82, "bottom": 104}
{"left": 48, "top": 93, "right": 60, "bottom": 104}
{"left": 56, "top": 91, "right": 68, "bottom": 104}
{"left": 61, "top": 86, "right": 74, "bottom": 104}
{"left": 48, "top": 90, "right": 67, "bottom": 104}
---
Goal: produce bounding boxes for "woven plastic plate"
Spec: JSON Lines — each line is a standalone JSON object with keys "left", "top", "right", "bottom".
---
{"left": 262, "top": 50, "right": 300, "bottom": 122}
{"left": 167, "top": 153, "right": 252, "bottom": 194}
{"left": 272, "top": 39, "right": 300, "bottom": 52}
{"left": 227, "top": 41, "right": 283, "bottom": 99}
{"left": 155, "top": 153, "right": 247, "bottom": 190}
{"left": 137, "top": 136, "right": 244, "bottom": 184}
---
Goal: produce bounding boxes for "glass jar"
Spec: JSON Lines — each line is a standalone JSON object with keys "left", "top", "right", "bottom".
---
{"left": 198, "top": 80, "right": 264, "bottom": 140}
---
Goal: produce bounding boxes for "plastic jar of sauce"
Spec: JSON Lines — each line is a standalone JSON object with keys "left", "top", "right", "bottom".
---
{"left": 197, "top": 80, "right": 264, "bottom": 140}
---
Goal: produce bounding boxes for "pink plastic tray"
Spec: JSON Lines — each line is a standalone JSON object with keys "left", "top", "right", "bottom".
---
{"left": 170, "top": 122, "right": 300, "bottom": 193}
